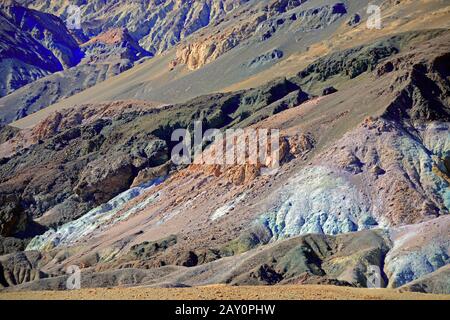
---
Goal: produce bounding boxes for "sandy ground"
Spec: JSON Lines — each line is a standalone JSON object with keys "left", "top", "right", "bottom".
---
{"left": 1, "top": 285, "right": 449, "bottom": 300}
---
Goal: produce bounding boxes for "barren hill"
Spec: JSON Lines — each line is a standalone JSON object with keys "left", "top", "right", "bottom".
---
{"left": 0, "top": 0, "right": 449, "bottom": 298}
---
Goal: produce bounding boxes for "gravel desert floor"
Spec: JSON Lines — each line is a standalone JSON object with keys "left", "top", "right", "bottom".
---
{"left": 1, "top": 285, "right": 449, "bottom": 300}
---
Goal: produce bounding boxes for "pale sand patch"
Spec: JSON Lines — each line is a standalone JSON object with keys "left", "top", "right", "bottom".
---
{"left": 1, "top": 285, "right": 449, "bottom": 300}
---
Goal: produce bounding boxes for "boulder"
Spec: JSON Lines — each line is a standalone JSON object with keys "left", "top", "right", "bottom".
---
{"left": 322, "top": 86, "right": 338, "bottom": 96}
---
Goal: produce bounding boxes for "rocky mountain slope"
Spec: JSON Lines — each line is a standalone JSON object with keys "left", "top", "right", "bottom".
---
{"left": 0, "top": 27, "right": 151, "bottom": 124}
{"left": 0, "top": 1, "right": 156, "bottom": 125}
{"left": 11, "top": 0, "right": 450, "bottom": 129}
{"left": 1, "top": 27, "right": 449, "bottom": 294}
{"left": 0, "top": 0, "right": 82, "bottom": 98}
{"left": 18, "top": 0, "right": 251, "bottom": 55}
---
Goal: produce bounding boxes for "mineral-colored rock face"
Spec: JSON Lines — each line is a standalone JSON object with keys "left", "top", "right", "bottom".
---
{"left": 263, "top": 166, "right": 373, "bottom": 238}
{"left": 261, "top": 37, "right": 450, "bottom": 238}
{"left": 399, "top": 264, "right": 450, "bottom": 295}
{"left": 26, "top": 178, "right": 164, "bottom": 251}
{"left": 385, "top": 216, "right": 450, "bottom": 289}
{"left": 174, "top": 12, "right": 266, "bottom": 70}
{"left": 262, "top": 121, "right": 450, "bottom": 239}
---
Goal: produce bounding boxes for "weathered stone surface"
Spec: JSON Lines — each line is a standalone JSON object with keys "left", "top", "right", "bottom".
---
{"left": 0, "top": 101, "right": 167, "bottom": 231}
{"left": 385, "top": 216, "right": 450, "bottom": 289}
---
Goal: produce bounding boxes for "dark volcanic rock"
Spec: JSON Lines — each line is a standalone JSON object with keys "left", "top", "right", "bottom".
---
{"left": 0, "top": 236, "right": 27, "bottom": 255}
{"left": 130, "top": 235, "right": 177, "bottom": 260}
{"left": 248, "top": 49, "right": 283, "bottom": 68}
{"left": 332, "top": 3, "right": 347, "bottom": 15}
{"left": 322, "top": 86, "right": 338, "bottom": 96}
{"left": 244, "top": 264, "right": 284, "bottom": 285}
{"left": 176, "top": 251, "right": 199, "bottom": 267}
{"left": 0, "top": 125, "right": 20, "bottom": 144}
{"left": 0, "top": 102, "right": 170, "bottom": 229}
{"left": 74, "top": 154, "right": 137, "bottom": 204}
{"left": 271, "top": 89, "right": 310, "bottom": 115}
{"left": 0, "top": 194, "right": 27, "bottom": 237}
{"left": 347, "top": 13, "right": 361, "bottom": 27}
{"left": 383, "top": 48, "right": 450, "bottom": 122}
{"left": 0, "top": 0, "right": 82, "bottom": 97}
{"left": 238, "top": 78, "right": 301, "bottom": 115}
{"left": 297, "top": 40, "right": 399, "bottom": 82}
{"left": 224, "top": 229, "right": 391, "bottom": 287}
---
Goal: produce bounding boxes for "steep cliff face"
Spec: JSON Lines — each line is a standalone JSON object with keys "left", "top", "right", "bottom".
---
{"left": 0, "top": 0, "right": 82, "bottom": 98}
